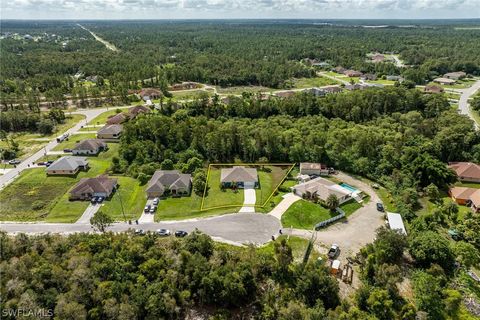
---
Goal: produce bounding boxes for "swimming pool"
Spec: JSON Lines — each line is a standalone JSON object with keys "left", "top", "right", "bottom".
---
{"left": 340, "top": 183, "right": 358, "bottom": 193}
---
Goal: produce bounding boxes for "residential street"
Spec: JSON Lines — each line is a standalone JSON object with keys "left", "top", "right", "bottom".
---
{"left": 458, "top": 79, "right": 480, "bottom": 129}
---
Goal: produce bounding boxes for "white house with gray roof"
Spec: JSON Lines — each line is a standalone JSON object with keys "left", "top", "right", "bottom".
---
{"left": 72, "top": 139, "right": 107, "bottom": 155}
{"left": 146, "top": 170, "right": 192, "bottom": 197}
{"left": 220, "top": 166, "right": 259, "bottom": 189}
{"left": 46, "top": 156, "right": 89, "bottom": 176}
{"left": 292, "top": 177, "right": 352, "bottom": 204}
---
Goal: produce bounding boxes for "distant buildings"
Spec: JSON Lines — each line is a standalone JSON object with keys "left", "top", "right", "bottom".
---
{"left": 433, "top": 78, "right": 456, "bottom": 85}
{"left": 72, "top": 139, "right": 108, "bottom": 156}
{"left": 300, "top": 163, "right": 330, "bottom": 176}
{"left": 106, "top": 113, "right": 128, "bottom": 125}
{"left": 424, "top": 84, "right": 444, "bottom": 94}
{"left": 386, "top": 75, "right": 404, "bottom": 82}
{"left": 449, "top": 162, "right": 480, "bottom": 183}
{"left": 344, "top": 70, "right": 363, "bottom": 77}
{"left": 449, "top": 187, "right": 480, "bottom": 213}
{"left": 444, "top": 71, "right": 466, "bottom": 80}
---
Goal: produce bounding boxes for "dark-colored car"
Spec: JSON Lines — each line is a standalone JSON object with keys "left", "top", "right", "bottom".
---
{"left": 328, "top": 244, "right": 340, "bottom": 259}
{"left": 37, "top": 162, "right": 46, "bottom": 166}
{"left": 63, "top": 148, "right": 72, "bottom": 153}
{"left": 90, "top": 197, "right": 98, "bottom": 204}
{"left": 376, "top": 203, "right": 385, "bottom": 212}
{"left": 175, "top": 230, "right": 188, "bottom": 238}
{"left": 134, "top": 229, "right": 145, "bottom": 236}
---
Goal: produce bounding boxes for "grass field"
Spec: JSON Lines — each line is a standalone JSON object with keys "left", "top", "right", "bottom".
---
{"left": 365, "top": 79, "right": 396, "bottom": 85}
{"left": 281, "top": 198, "right": 364, "bottom": 230}
{"left": 0, "top": 114, "right": 85, "bottom": 161}
{"left": 259, "top": 235, "right": 321, "bottom": 263}
{"left": 155, "top": 194, "right": 240, "bottom": 221}
{"left": 215, "top": 85, "right": 272, "bottom": 95}
{"left": 52, "top": 133, "right": 97, "bottom": 151}
{"left": 291, "top": 76, "right": 339, "bottom": 88}
{"left": 281, "top": 200, "right": 337, "bottom": 230}
{"left": 100, "top": 176, "right": 146, "bottom": 221}
{"left": 170, "top": 90, "right": 212, "bottom": 101}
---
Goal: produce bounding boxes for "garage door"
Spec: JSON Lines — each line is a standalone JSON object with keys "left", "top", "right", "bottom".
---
{"left": 244, "top": 182, "right": 255, "bottom": 189}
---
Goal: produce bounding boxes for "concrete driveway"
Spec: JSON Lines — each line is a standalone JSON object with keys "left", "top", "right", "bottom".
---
{"left": 269, "top": 193, "right": 301, "bottom": 220}
{"left": 76, "top": 203, "right": 101, "bottom": 224}
{"left": 239, "top": 188, "right": 256, "bottom": 213}
{"left": 138, "top": 198, "right": 155, "bottom": 223}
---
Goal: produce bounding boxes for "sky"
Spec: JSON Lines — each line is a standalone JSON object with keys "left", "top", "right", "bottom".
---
{"left": 1, "top": 0, "right": 479, "bottom": 20}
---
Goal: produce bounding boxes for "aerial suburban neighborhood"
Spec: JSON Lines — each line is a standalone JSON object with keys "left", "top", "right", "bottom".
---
{"left": 1, "top": 11, "right": 480, "bottom": 320}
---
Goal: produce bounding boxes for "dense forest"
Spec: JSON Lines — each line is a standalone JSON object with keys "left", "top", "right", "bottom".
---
{"left": 1, "top": 20, "right": 480, "bottom": 106}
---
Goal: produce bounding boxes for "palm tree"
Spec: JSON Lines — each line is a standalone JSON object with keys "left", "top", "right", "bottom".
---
{"left": 326, "top": 194, "right": 339, "bottom": 211}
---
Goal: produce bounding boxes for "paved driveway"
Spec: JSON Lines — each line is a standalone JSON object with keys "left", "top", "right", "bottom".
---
{"left": 239, "top": 188, "right": 256, "bottom": 213}
{"left": 269, "top": 193, "right": 301, "bottom": 220}
{"left": 76, "top": 203, "right": 101, "bottom": 224}
{"left": 458, "top": 79, "right": 480, "bottom": 129}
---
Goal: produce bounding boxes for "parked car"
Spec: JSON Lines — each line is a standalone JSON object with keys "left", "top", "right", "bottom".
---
{"left": 149, "top": 206, "right": 156, "bottom": 214}
{"left": 97, "top": 196, "right": 104, "bottom": 203}
{"left": 63, "top": 148, "right": 72, "bottom": 153}
{"left": 8, "top": 159, "right": 20, "bottom": 165}
{"left": 144, "top": 205, "right": 151, "bottom": 212}
{"left": 376, "top": 202, "right": 385, "bottom": 212}
{"left": 134, "top": 229, "right": 145, "bottom": 236}
{"left": 175, "top": 230, "right": 188, "bottom": 238}
{"left": 328, "top": 244, "right": 340, "bottom": 259}
{"left": 46, "top": 160, "right": 54, "bottom": 164}
{"left": 37, "top": 162, "right": 46, "bottom": 166}
{"left": 156, "top": 229, "right": 171, "bottom": 236}
{"left": 152, "top": 198, "right": 160, "bottom": 205}
{"left": 90, "top": 197, "right": 98, "bottom": 204}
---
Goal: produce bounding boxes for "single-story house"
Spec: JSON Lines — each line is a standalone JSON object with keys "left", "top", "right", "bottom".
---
{"left": 444, "top": 71, "right": 467, "bottom": 80}
{"left": 386, "top": 213, "right": 407, "bottom": 235}
{"left": 97, "top": 124, "right": 122, "bottom": 140}
{"left": 345, "top": 83, "right": 367, "bottom": 91}
{"left": 46, "top": 156, "right": 89, "bottom": 175}
{"left": 274, "top": 91, "right": 296, "bottom": 98}
{"left": 72, "top": 139, "right": 108, "bottom": 156}
{"left": 424, "top": 84, "right": 444, "bottom": 94}
{"left": 138, "top": 88, "right": 163, "bottom": 101}
{"left": 371, "top": 54, "right": 385, "bottom": 63}
{"left": 343, "top": 70, "right": 363, "bottom": 77}
{"left": 292, "top": 177, "right": 351, "bottom": 204}
{"left": 128, "top": 105, "right": 150, "bottom": 118}
{"left": 69, "top": 175, "right": 118, "bottom": 200}
{"left": 312, "top": 62, "right": 330, "bottom": 68}
{"left": 300, "top": 163, "right": 330, "bottom": 176}
{"left": 304, "top": 87, "right": 327, "bottom": 97}
{"left": 449, "top": 162, "right": 480, "bottom": 183}
{"left": 449, "top": 186, "right": 480, "bottom": 213}
{"left": 361, "top": 73, "right": 377, "bottom": 81}
{"left": 386, "top": 75, "right": 404, "bottom": 82}
{"left": 333, "top": 66, "right": 346, "bottom": 74}
{"left": 322, "top": 85, "right": 343, "bottom": 94}
{"left": 220, "top": 166, "right": 259, "bottom": 189}
{"left": 146, "top": 170, "right": 192, "bottom": 197}
{"left": 169, "top": 82, "right": 199, "bottom": 91}
{"left": 106, "top": 113, "right": 128, "bottom": 125}
{"left": 433, "top": 77, "right": 456, "bottom": 85}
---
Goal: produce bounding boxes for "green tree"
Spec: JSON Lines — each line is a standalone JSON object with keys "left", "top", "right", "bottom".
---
{"left": 326, "top": 194, "right": 339, "bottom": 211}
{"left": 409, "top": 231, "right": 454, "bottom": 272}
{"left": 90, "top": 211, "right": 113, "bottom": 233}
{"left": 366, "top": 288, "right": 394, "bottom": 320}
{"left": 160, "top": 159, "right": 174, "bottom": 170}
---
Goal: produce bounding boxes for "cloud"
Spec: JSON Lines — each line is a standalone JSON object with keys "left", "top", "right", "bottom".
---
{"left": 2, "top": 0, "right": 478, "bottom": 18}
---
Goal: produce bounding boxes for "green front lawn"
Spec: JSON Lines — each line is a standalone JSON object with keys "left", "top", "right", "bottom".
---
{"left": 155, "top": 194, "right": 240, "bottom": 221}
{"left": 281, "top": 200, "right": 337, "bottom": 230}
{"left": 52, "top": 133, "right": 97, "bottom": 151}
{"left": 255, "top": 165, "right": 293, "bottom": 206}
{"left": 341, "top": 199, "right": 363, "bottom": 217}
{"left": 100, "top": 176, "right": 146, "bottom": 221}
{"left": 291, "top": 76, "right": 339, "bottom": 88}
{"left": 216, "top": 85, "right": 272, "bottom": 95}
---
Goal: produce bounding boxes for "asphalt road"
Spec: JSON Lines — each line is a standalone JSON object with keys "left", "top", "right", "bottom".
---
{"left": 458, "top": 79, "right": 480, "bottom": 129}
{"left": 0, "top": 106, "right": 129, "bottom": 190}
{"left": 0, "top": 213, "right": 281, "bottom": 245}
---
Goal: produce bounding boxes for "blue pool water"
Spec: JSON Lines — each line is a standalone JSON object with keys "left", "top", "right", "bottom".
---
{"left": 340, "top": 183, "right": 358, "bottom": 192}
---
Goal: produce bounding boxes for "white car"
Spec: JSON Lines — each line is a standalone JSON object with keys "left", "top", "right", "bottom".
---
{"left": 156, "top": 229, "right": 171, "bottom": 236}
{"left": 152, "top": 198, "right": 160, "bottom": 205}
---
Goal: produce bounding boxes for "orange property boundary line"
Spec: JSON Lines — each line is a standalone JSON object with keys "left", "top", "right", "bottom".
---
{"left": 200, "top": 163, "right": 296, "bottom": 212}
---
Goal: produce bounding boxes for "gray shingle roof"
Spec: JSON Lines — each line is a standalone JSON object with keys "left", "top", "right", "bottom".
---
{"left": 70, "top": 175, "right": 117, "bottom": 197}
{"left": 46, "top": 156, "right": 88, "bottom": 171}
{"left": 220, "top": 166, "right": 258, "bottom": 183}
{"left": 73, "top": 139, "right": 107, "bottom": 151}
{"left": 146, "top": 170, "right": 191, "bottom": 193}
{"left": 98, "top": 124, "right": 122, "bottom": 135}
